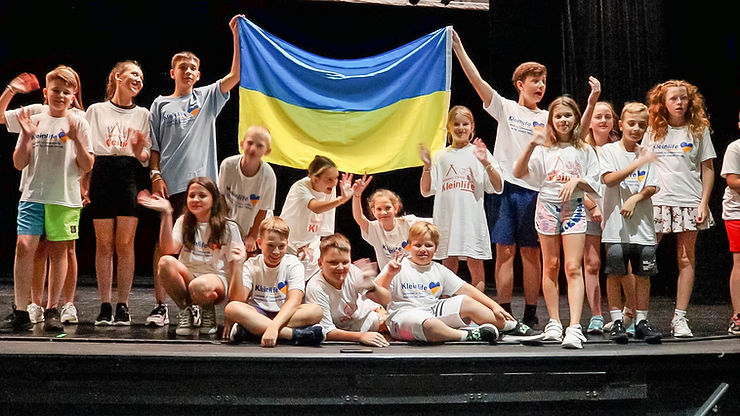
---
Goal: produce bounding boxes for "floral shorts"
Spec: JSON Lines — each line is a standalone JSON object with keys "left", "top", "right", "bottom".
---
{"left": 535, "top": 197, "right": 587, "bottom": 235}
{"left": 653, "top": 205, "right": 714, "bottom": 234}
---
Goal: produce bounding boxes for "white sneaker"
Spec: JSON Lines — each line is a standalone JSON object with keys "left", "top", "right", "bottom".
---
{"left": 26, "top": 303, "right": 44, "bottom": 324}
{"left": 671, "top": 315, "right": 694, "bottom": 338}
{"left": 175, "top": 306, "right": 195, "bottom": 336}
{"left": 146, "top": 303, "right": 169, "bottom": 327}
{"left": 561, "top": 325, "right": 587, "bottom": 349}
{"left": 199, "top": 304, "right": 218, "bottom": 335}
{"left": 60, "top": 302, "right": 78, "bottom": 324}
{"left": 543, "top": 319, "right": 563, "bottom": 342}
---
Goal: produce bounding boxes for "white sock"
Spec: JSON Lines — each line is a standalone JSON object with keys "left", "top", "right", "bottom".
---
{"left": 673, "top": 309, "right": 687, "bottom": 320}
{"left": 502, "top": 320, "right": 517, "bottom": 331}
{"left": 460, "top": 330, "right": 469, "bottom": 341}
{"left": 610, "top": 309, "right": 623, "bottom": 322}
{"left": 636, "top": 310, "right": 648, "bottom": 323}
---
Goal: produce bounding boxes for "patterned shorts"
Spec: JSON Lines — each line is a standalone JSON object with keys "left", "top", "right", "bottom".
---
{"left": 535, "top": 197, "right": 587, "bottom": 235}
{"left": 653, "top": 205, "right": 714, "bottom": 234}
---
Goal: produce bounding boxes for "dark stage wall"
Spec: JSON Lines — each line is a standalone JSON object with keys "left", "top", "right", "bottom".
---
{"left": 0, "top": 1, "right": 736, "bottom": 302}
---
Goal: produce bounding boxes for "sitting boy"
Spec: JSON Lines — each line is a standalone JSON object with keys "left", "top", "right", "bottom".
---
{"left": 224, "top": 217, "right": 323, "bottom": 347}
{"left": 305, "top": 234, "right": 391, "bottom": 347}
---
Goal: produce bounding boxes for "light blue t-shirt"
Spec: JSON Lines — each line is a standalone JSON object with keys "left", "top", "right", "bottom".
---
{"left": 150, "top": 81, "right": 230, "bottom": 194}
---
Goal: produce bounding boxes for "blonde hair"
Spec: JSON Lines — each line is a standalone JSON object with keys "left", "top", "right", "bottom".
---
{"left": 105, "top": 60, "right": 142, "bottom": 101}
{"left": 45, "top": 65, "right": 84, "bottom": 110}
{"left": 244, "top": 125, "right": 272, "bottom": 147}
{"left": 546, "top": 96, "right": 585, "bottom": 149}
{"left": 621, "top": 102, "right": 649, "bottom": 120}
{"left": 512, "top": 62, "right": 547, "bottom": 90}
{"left": 585, "top": 101, "right": 620, "bottom": 146}
{"left": 307, "top": 155, "right": 337, "bottom": 178}
{"left": 367, "top": 189, "right": 402, "bottom": 219}
{"left": 171, "top": 51, "right": 200, "bottom": 69}
{"left": 445, "top": 105, "right": 475, "bottom": 145}
{"left": 647, "top": 80, "right": 710, "bottom": 141}
{"left": 259, "top": 216, "right": 290, "bottom": 240}
{"left": 319, "top": 233, "right": 351, "bottom": 257}
{"left": 408, "top": 222, "right": 440, "bottom": 247}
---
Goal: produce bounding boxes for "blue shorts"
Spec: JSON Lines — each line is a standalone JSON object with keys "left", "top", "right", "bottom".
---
{"left": 485, "top": 181, "right": 539, "bottom": 247}
{"left": 17, "top": 201, "right": 45, "bottom": 236}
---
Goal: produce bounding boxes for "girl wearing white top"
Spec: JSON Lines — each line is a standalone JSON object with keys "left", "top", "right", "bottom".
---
{"left": 721, "top": 111, "right": 740, "bottom": 336}
{"left": 86, "top": 61, "right": 151, "bottom": 326}
{"left": 514, "top": 95, "right": 600, "bottom": 349}
{"left": 419, "top": 105, "right": 503, "bottom": 292}
{"left": 351, "top": 177, "right": 429, "bottom": 271}
{"left": 280, "top": 155, "right": 354, "bottom": 280}
{"left": 643, "top": 80, "right": 716, "bottom": 338}
{"left": 138, "top": 177, "right": 246, "bottom": 336}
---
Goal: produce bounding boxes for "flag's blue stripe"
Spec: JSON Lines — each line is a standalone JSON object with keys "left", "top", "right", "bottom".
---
{"left": 238, "top": 18, "right": 448, "bottom": 112}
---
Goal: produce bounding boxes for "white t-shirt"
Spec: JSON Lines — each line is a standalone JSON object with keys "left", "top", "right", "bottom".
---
{"left": 643, "top": 126, "right": 716, "bottom": 207}
{"left": 385, "top": 258, "right": 465, "bottom": 318}
{"left": 422, "top": 144, "right": 501, "bottom": 259}
{"left": 5, "top": 104, "right": 85, "bottom": 192}
{"left": 218, "top": 156, "right": 277, "bottom": 239}
{"left": 85, "top": 101, "right": 151, "bottom": 164}
{"left": 305, "top": 265, "right": 383, "bottom": 335}
{"left": 15, "top": 111, "right": 93, "bottom": 207}
{"left": 241, "top": 254, "right": 305, "bottom": 313}
{"left": 361, "top": 215, "right": 430, "bottom": 270}
{"left": 721, "top": 139, "right": 740, "bottom": 220}
{"left": 524, "top": 143, "right": 601, "bottom": 204}
{"left": 586, "top": 146, "right": 605, "bottom": 222}
{"left": 599, "top": 142, "right": 659, "bottom": 245}
{"left": 280, "top": 177, "right": 336, "bottom": 251}
{"left": 484, "top": 89, "right": 548, "bottom": 190}
{"left": 172, "top": 217, "right": 244, "bottom": 280}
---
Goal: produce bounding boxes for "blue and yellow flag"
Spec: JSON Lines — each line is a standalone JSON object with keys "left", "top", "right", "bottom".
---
{"left": 237, "top": 18, "right": 450, "bottom": 174}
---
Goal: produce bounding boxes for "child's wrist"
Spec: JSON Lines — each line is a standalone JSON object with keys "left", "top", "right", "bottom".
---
{"left": 5, "top": 84, "right": 17, "bottom": 95}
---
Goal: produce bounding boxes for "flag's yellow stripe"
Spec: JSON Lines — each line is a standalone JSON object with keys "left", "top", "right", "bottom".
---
{"left": 238, "top": 88, "right": 449, "bottom": 174}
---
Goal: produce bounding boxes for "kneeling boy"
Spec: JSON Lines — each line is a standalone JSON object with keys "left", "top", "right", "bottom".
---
{"left": 225, "top": 217, "right": 323, "bottom": 347}
{"left": 305, "top": 234, "right": 391, "bottom": 347}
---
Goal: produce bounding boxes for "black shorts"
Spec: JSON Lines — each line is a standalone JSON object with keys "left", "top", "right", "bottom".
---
{"left": 88, "top": 156, "right": 144, "bottom": 219}
{"left": 603, "top": 243, "right": 658, "bottom": 277}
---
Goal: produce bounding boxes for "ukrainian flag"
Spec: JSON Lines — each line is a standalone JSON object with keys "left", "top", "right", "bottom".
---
{"left": 237, "top": 18, "right": 450, "bottom": 174}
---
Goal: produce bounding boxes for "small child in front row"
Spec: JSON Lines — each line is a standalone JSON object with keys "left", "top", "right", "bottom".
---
{"left": 351, "top": 176, "right": 429, "bottom": 271}
{"left": 225, "top": 217, "right": 324, "bottom": 347}
{"left": 599, "top": 102, "right": 662, "bottom": 344}
{"left": 720, "top": 110, "right": 740, "bottom": 336}
{"left": 305, "top": 234, "right": 391, "bottom": 347}
{"left": 376, "top": 222, "right": 531, "bottom": 344}
{"left": 514, "top": 95, "right": 600, "bottom": 349}
{"left": 138, "top": 177, "right": 245, "bottom": 336}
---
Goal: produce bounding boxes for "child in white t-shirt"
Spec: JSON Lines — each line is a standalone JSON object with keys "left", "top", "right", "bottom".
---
{"left": 644, "top": 80, "right": 716, "bottom": 338}
{"left": 0, "top": 67, "right": 94, "bottom": 334}
{"left": 418, "top": 105, "right": 503, "bottom": 292}
{"left": 376, "top": 222, "right": 525, "bottom": 344}
{"left": 514, "top": 95, "right": 600, "bottom": 349}
{"left": 600, "top": 102, "right": 662, "bottom": 344}
{"left": 305, "top": 234, "right": 391, "bottom": 347}
{"left": 218, "top": 125, "right": 276, "bottom": 252}
{"left": 225, "top": 216, "right": 324, "bottom": 347}
{"left": 280, "top": 155, "right": 354, "bottom": 280}
{"left": 138, "top": 177, "right": 246, "bottom": 336}
{"left": 351, "top": 176, "right": 429, "bottom": 271}
{"left": 721, "top": 110, "right": 740, "bottom": 336}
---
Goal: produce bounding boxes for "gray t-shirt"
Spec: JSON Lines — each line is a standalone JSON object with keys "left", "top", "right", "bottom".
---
{"left": 150, "top": 81, "right": 229, "bottom": 194}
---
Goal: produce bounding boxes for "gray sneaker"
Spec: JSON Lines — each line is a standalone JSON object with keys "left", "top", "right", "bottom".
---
{"left": 199, "top": 304, "right": 217, "bottom": 335}
{"left": 175, "top": 306, "right": 195, "bottom": 336}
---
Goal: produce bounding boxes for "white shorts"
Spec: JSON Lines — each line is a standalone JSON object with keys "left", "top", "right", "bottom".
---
{"left": 535, "top": 197, "right": 587, "bottom": 235}
{"left": 388, "top": 295, "right": 467, "bottom": 341}
{"left": 191, "top": 272, "right": 229, "bottom": 299}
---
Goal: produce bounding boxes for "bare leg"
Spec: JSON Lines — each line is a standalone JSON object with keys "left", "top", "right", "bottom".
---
{"left": 732, "top": 253, "right": 740, "bottom": 315}
{"left": 421, "top": 318, "right": 466, "bottom": 343}
{"left": 467, "top": 258, "right": 486, "bottom": 292}
{"left": 442, "top": 257, "right": 459, "bottom": 274}
{"left": 562, "top": 233, "right": 586, "bottom": 327}
{"left": 675, "top": 231, "right": 697, "bottom": 311}
{"left": 153, "top": 244, "right": 168, "bottom": 304}
{"left": 583, "top": 234, "right": 602, "bottom": 316}
{"left": 494, "top": 244, "right": 515, "bottom": 304}
{"left": 521, "top": 246, "right": 542, "bottom": 306}
{"left": 94, "top": 219, "right": 115, "bottom": 304}
{"left": 14, "top": 235, "right": 40, "bottom": 308}
{"left": 61, "top": 241, "right": 77, "bottom": 304}
{"left": 115, "top": 216, "right": 138, "bottom": 305}
{"left": 459, "top": 295, "right": 505, "bottom": 328}
{"left": 31, "top": 241, "right": 48, "bottom": 306}
{"left": 539, "top": 234, "right": 561, "bottom": 322}
{"left": 45, "top": 241, "right": 69, "bottom": 310}
{"left": 158, "top": 256, "right": 194, "bottom": 309}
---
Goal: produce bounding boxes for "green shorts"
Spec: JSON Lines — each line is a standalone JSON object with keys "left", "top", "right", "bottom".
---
{"left": 45, "top": 204, "right": 81, "bottom": 241}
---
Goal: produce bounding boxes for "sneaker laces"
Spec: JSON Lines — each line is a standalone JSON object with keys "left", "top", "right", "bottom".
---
{"left": 177, "top": 307, "right": 194, "bottom": 328}
{"left": 200, "top": 305, "right": 216, "bottom": 328}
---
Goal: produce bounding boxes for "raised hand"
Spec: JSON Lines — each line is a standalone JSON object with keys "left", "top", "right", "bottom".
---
{"left": 230, "top": 245, "right": 247, "bottom": 264}
{"left": 531, "top": 128, "right": 548, "bottom": 147}
{"left": 128, "top": 128, "right": 149, "bottom": 159}
{"left": 17, "top": 108, "right": 38, "bottom": 138}
{"left": 352, "top": 174, "right": 373, "bottom": 197}
{"left": 137, "top": 189, "right": 173, "bottom": 214}
{"left": 587, "top": 76, "right": 601, "bottom": 107}
{"left": 243, "top": 235, "right": 257, "bottom": 254}
{"left": 418, "top": 143, "right": 431, "bottom": 166}
{"left": 229, "top": 14, "right": 244, "bottom": 35}
{"left": 353, "top": 258, "right": 379, "bottom": 292}
{"left": 339, "top": 172, "right": 355, "bottom": 200}
{"left": 636, "top": 145, "right": 658, "bottom": 164}
{"left": 472, "top": 137, "right": 489, "bottom": 164}
{"left": 61, "top": 116, "right": 78, "bottom": 142}
{"left": 386, "top": 250, "right": 404, "bottom": 276}
{"left": 297, "top": 244, "right": 314, "bottom": 263}
{"left": 8, "top": 73, "right": 40, "bottom": 94}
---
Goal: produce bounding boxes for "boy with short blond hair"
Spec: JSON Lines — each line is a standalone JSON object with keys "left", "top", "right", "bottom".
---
{"left": 451, "top": 29, "right": 547, "bottom": 328}
{"left": 225, "top": 216, "right": 324, "bottom": 347}
{"left": 305, "top": 234, "right": 391, "bottom": 347}
{"left": 218, "top": 125, "right": 276, "bottom": 254}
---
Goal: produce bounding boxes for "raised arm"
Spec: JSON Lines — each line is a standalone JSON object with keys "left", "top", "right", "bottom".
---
{"left": 0, "top": 73, "right": 40, "bottom": 124}
{"left": 137, "top": 190, "right": 180, "bottom": 254}
{"left": 351, "top": 174, "right": 373, "bottom": 233}
{"left": 307, "top": 172, "right": 354, "bottom": 214}
{"left": 451, "top": 29, "right": 494, "bottom": 107}
{"left": 579, "top": 76, "right": 601, "bottom": 140}
{"left": 220, "top": 14, "right": 244, "bottom": 93}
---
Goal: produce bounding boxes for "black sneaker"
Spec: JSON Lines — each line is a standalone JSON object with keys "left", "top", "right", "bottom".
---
{"left": 0, "top": 306, "right": 32, "bottom": 333}
{"left": 292, "top": 325, "right": 324, "bottom": 346}
{"left": 113, "top": 303, "right": 131, "bottom": 326}
{"left": 465, "top": 324, "right": 499, "bottom": 344}
{"left": 43, "top": 308, "right": 64, "bottom": 332}
{"left": 503, "top": 321, "right": 543, "bottom": 337}
{"left": 229, "top": 323, "right": 247, "bottom": 345}
{"left": 635, "top": 320, "right": 662, "bottom": 344}
{"left": 523, "top": 312, "right": 539, "bottom": 329}
{"left": 609, "top": 319, "right": 629, "bottom": 344}
{"left": 95, "top": 303, "right": 114, "bottom": 326}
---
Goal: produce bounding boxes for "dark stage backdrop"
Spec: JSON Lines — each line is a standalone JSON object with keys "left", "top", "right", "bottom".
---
{"left": 0, "top": 1, "right": 736, "bottom": 302}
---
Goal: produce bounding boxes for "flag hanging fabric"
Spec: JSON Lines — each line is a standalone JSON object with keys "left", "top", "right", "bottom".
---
{"left": 237, "top": 17, "right": 451, "bottom": 174}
